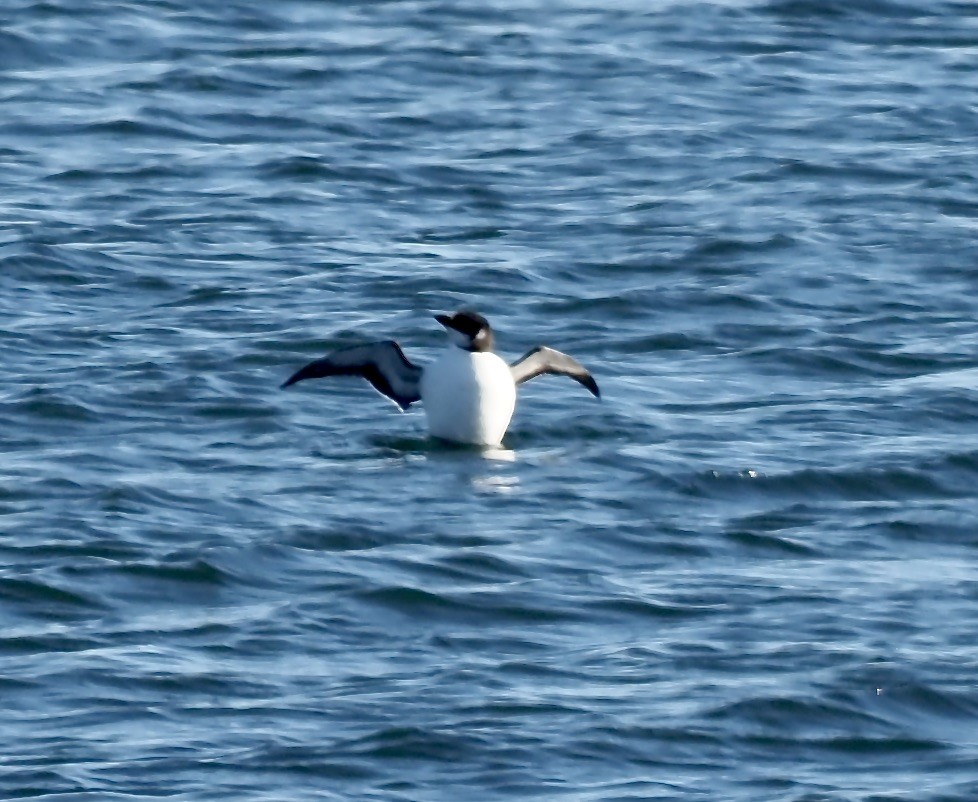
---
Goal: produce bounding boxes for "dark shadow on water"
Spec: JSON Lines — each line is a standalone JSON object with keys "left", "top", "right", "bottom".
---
{"left": 367, "top": 434, "right": 517, "bottom": 462}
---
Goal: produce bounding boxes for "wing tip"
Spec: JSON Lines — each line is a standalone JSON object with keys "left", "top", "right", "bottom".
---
{"left": 280, "top": 369, "right": 303, "bottom": 389}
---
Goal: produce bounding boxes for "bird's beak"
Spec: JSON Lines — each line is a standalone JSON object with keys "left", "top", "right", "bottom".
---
{"left": 434, "top": 313, "right": 452, "bottom": 328}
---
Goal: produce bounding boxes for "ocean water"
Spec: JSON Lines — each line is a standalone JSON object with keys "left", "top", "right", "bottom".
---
{"left": 3, "top": 1, "right": 978, "bottom": 799}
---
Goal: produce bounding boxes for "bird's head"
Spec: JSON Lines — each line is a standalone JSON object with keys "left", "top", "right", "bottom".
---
{"left": 434, "top": 310, "right": 494, "bottom": 352}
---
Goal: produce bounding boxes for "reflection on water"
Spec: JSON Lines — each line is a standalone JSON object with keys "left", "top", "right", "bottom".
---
{"left": 479, "top": 446, "right": 517, "bottom": 463}
{"left": 470, "top": 472, "right": 520, "bottom": 494}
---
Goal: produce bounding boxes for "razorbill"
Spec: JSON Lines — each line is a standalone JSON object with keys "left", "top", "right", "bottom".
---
{"left": 281, "top": 310, "right": 600, "bottom": 446}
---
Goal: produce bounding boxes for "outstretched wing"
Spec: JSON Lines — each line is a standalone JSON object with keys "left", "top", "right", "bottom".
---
{"left": 281, "top": 341, "right": 422, "bottom": 410}
{"left": 510, "top": 346, "right": 600, "bottom": 398}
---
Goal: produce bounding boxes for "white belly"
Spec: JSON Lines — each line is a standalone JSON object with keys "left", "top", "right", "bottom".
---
{"left": 420, "top": 349, "right": 517, "bottom": 446}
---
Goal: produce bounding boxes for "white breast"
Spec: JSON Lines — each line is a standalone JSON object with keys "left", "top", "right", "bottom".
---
{"left": 420, "top": 348, "right": 517, "bottom": 446}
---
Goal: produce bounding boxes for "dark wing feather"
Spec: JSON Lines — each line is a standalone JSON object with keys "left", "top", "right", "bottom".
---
{"left": 510, "top": 346, "right": 600, "bottom": 398}
{"left": 281, "top": 341, "right": 422, "bottom": 410}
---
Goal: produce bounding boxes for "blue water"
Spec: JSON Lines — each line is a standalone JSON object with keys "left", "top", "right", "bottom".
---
{"left": 3, "top": 1, "right": 978, "bottom": 799}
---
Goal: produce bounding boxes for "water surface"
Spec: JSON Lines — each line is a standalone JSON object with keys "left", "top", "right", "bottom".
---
{"left": 3, "top": 1, "right": 978, "bottom": 800}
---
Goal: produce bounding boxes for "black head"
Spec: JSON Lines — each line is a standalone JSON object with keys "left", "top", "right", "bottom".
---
{"left": 434, "top": 310, "right": 494, "bottom": 352}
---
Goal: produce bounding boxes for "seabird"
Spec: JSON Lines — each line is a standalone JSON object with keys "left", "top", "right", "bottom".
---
{"left": 281, "top": 310, "right": 600, "bottom": 446}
